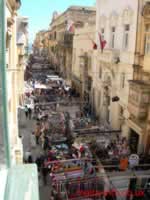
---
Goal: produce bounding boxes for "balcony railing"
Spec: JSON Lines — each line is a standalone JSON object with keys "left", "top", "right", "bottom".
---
{"left": 98, "top": 49, "right": 120, "bottom": 64}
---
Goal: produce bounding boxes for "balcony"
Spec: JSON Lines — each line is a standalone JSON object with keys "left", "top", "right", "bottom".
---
{"left": 64, "top": 32, "right": 73, "bottom": 47}
{"left": 128, "top": 80, "right": 150, "bottom": 119}
{"left": 58, "top": 32, "right": 73, "bottom": 48}
{"left": 0, "top": 164, "right": 39, "bottom": 200}
{"left": 120, "top": 51, "right": 134, "bottom": 65}
{"left": 97, "top": 49, "right": 120, "bottom": 64}
{"left": 17, "top": 33, "right": 26, "bottom": 45}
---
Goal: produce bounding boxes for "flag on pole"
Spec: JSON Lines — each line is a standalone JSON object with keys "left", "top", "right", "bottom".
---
{"left": 93, "top": 42, "right": 97, "bottom": 50}
{"left": 98, "top": 32, "right": 106, "bottom": 52}
{"left": 87, "top": 34, "right": 97, "bottom": 50}
{"left": 66, "top": 20, "right": 75, "bottom": 33}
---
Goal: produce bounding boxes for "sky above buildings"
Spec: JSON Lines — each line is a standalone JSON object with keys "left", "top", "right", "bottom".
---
{"left": 19, "top": 0, "right": 96, "bottom": 44}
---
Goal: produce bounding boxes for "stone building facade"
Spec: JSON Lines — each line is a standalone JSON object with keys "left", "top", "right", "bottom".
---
{"left": 93, "top": 0, "right": 138, "bottom": 146}
{"left": 16, "top": 16, "right": 28, "bottom": 105}
{"left": 128, "top": 0, "right": 150, "bottom": 154}
{"left": 33, "top": 30, "right": 46, "bottom": 56}
{"left": 49, "top": 6, "right": 96, "bottom": 82}
{"left": 5, "top": 0, "right": 23, "bottom": 164}
{"left": 72, "top": 14, "right": 96, "bottom": 107}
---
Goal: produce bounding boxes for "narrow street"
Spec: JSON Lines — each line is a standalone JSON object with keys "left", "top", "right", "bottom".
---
{"left": 19, "top": 56, "right": 150, "bottom": 200}
{"left": 1, "top": 1, "right": 150, "bottom": 200}
{"left": 20, "top": 60, "right": 86, "bottom": 199}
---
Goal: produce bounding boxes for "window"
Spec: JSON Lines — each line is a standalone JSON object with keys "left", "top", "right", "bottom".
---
{"left": 101, "top": 28, "right": 105, "bottom": 40}
{"left": 145, "top": 24, "right": 150, "bottom": 55}
{"left": 123, "top": 24, "right": 130, "bottom": 50}
{"left": 141, "top": 94, "right": 149, "bottom": 104}
{"left": 119, "top": 106, "right": 124, "bottom": 116}
{"left": 98, "top": 91, "right": 101, "bottom": 107}
{"left": 120, "top": 73, "right": 125, "bottom": 88}
{"left": 110, "top": 27, "right": 115, "bottom": 48}
{"left": 99, "top": 66, "right": 102, "bottom": 79}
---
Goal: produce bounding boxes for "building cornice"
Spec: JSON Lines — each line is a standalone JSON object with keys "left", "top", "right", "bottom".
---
{"left": 6, "top": 0, "right": 21, "bottom": 11}
{"left": 50, "top": 6, "right": 96, "bottom": 26}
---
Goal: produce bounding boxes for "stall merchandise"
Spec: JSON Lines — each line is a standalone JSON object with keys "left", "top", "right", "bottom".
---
{"left": 72, "top": 118, "right": 93, "bottom": 130}
{"left": 47, "top": 112, "right": 66, "bottom": 135}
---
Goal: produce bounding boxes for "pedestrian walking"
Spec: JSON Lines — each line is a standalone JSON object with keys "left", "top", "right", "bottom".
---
{"left": 28, "top": 107, "right": 32, "bottom": 120}
{"left": 41, "top": 164, "right": 48, "bottom": 185}
{"left": 35, "top": 157, "right": 42, "bottom": 172}
{"left": 28, "top": 155, "right": 33, "bottom": 163}
{"left": 43, "top": 136, "right": 49, "bottom": 151}
{"left": 30, "top": 132, "right": 36, "bottom": 148}
{"left": 24, "top": 105, "right": 29, "bottom": 119}
{"left": 35, "top": 122, "right": 41, "bottom": 145}
{"left": 35, "top": 134, "right": 40, "bottom": 145}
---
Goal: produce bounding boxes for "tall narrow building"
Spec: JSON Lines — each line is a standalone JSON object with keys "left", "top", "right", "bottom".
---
{"left": 48, "top": 6, "right": 96, "bottom": 82}
{"left": 128, "top": 0, "right": 150, "bottom": 154}
{"left": 5, "top": 0, "right": 23, "bottom": 164}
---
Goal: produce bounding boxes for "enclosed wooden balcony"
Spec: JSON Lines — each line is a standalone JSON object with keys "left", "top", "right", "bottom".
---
{"left": 58, "top": 32, "right": 73, "bottom": 47}
{"left": 128, "top": 80, "right": 150, "bottom": 119}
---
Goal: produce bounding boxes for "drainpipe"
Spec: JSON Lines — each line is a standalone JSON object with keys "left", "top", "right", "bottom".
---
{"left": 0, "top": 0, "right": 11, "bottom": 167}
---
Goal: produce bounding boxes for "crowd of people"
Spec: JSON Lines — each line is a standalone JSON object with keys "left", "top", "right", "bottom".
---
{"left": 22, "top": 56, "right": 150, "bottom": 200}
{"left": 23, "top": 72, "right": 84, "bottom": 189}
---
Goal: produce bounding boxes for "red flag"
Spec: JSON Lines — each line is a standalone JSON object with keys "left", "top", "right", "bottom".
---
{"left": 92, "top": 41, "right": 97, "bottom": 49}
{"left": 66, "top": 20, "right": 75, "bottom": 33}
{"left": 87, "top": 34, "right": 97, "bottom": 50}
{"left": 69, "top": 24, "right": 75, "bottom": 33}
{"left": 98, "top": 33, "right": 106, "bottom": 52}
